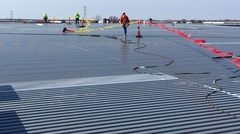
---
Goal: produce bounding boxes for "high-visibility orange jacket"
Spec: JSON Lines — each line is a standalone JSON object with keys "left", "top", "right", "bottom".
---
{"left": 120, "top": 15, "right": 130, "bottom": 25}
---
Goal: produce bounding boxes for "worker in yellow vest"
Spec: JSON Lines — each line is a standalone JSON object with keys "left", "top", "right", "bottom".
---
{"left": 43, "top": 13, "right": 48, "bottom": 23}
{"left": 74, "top": 11, "right": 80, "bottom": 26}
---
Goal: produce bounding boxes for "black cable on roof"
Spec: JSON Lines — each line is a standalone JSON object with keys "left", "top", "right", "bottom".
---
{"left": 206, "top": 74, "right": 240, "bottom": 120}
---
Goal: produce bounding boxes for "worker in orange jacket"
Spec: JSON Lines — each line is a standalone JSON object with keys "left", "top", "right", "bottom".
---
{"left": 119, "top": 12, "right": 130, "bottom": 39}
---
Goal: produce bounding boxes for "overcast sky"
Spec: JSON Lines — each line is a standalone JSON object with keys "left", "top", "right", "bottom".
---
{"left": 1, "top": 0, "right": 240, "bottom": 20}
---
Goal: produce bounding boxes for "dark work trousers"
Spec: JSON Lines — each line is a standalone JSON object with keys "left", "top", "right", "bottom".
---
{"left": 44, "top": 18, "right": 48, "bottom": 23}
{"left": 75, "top": 18, "right": 79, "bottom": 26}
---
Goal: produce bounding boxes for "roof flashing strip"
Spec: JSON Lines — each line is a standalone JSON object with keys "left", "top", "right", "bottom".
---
{"left": 147, "top": 21, "right": 240, "bottom": 68}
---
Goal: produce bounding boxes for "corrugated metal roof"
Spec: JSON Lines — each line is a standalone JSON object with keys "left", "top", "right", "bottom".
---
{"left": 0, "top": 22, "right": 240, "bottom": 133}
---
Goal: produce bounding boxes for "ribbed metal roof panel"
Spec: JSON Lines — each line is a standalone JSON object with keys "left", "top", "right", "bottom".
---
{"left": 0, "top": 22, "right": 240, "bottom": 133}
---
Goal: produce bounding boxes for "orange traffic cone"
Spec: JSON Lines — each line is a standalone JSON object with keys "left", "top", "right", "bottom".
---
{"left": 136, "top": 20, "right": 142, "bottom": 38}
{"left": 79, "top": 18, "right": 86, "bottom": 28}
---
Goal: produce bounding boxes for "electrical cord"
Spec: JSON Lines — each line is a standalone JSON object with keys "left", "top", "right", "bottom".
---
{"left": 126, "top": 38, "right": 240, "bottom": 120}
{"left": 205, "top": 73, "right": 240, "bottom": 120}
{"left": 4, "top": 31, "right": 240, "bottom": 120}
{"left": 133, "top": 42, "right": 174, "bottom": 67}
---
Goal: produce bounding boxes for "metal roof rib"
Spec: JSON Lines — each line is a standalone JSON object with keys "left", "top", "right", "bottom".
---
{"left": 0, "top": 22, "right": 240, "bottom": 133}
